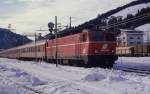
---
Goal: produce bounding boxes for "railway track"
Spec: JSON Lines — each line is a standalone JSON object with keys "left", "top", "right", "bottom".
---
{"left": 114, "top": 66, "right": 150, "bottom": 75}
{"left": 0, "top": 73, "right": 45, "bottom": 94}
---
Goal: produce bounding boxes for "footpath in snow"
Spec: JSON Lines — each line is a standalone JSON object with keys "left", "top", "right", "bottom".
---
{"left": 0, "top": 57, "right": 150, "bottom": 94}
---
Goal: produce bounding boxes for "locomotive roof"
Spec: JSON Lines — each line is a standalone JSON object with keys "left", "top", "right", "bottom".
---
{"left": 46, "top": 29, "right": 116, "bottom": 40}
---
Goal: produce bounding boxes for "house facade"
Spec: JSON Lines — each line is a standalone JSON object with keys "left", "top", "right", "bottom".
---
{"left": 117, "top": 29, "right": 144, "bottom": 46}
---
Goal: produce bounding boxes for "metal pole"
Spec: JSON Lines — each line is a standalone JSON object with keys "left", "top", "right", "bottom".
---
{"left": 35, "top": 32, "right": 37, "bottom": 62}
{"left": 147, "top": 31, "right": 150, "bottom": 43}
{"left": 69, "top": 16, "right": 72, "bottom": 29}
{"left": 55, "top": 16, "right": 58, "bottom": 67}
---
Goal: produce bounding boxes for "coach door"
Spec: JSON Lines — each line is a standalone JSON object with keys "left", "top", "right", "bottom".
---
{"left": 148, "top": 45, "right": 150, "bottom": 56}
{"left": 75, "top": 35, "right": 80, "bottom": 59}
{"left": 131, "top": 47, "right": 134, "bottom": 56}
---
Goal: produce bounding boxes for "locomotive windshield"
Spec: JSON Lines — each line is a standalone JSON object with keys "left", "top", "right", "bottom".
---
{"left": 92, "top": 31, "right": 116, "bottom": 41}
{"left": 92, "top": 31, "right": 104, "bottom": 41}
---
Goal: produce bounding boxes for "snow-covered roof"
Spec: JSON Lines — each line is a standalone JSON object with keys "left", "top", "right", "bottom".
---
{"left": 120, "top": 29, "right": 144, "bottom": 35}
{"left": 135, "top": 23, "right": 150, "bottom": 31}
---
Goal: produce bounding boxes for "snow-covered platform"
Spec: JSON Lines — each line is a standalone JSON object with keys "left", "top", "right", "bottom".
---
{"left": 0, "top": 57, "right": 150, "bottom": 94}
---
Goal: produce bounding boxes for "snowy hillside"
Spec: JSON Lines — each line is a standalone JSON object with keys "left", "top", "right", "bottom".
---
{"left": 109, "top": 2, "right": 150, "bottom": 43}
{"left": 0, "top": 28, "right": 32, "bottom": 49}
{"left": 135, "top": 23, "right": 150, "bottom": 42}
{"left": 1, "top": 57, "right": 150, "bottom": 94}
{"left": 112, "top": 3, "right": 150, "bottom": 18}
{"left": 136, "top": 23, "right": 150, "bottom": 31}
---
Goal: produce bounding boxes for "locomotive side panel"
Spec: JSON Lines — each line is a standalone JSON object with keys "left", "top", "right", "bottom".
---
{"left": 46, "top": 30, "right": 118, "bottom": 67}
{"left": 47, "top": 33, "right": 83, "bottom": 60}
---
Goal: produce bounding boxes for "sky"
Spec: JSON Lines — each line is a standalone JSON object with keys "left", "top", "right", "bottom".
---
{"left": 0, "top": 0, "right": 134, "bottom": 35}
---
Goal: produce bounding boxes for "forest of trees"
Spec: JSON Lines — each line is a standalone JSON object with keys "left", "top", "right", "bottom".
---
{"left": 105, "top": 6, "right": 150, "bottom": 30}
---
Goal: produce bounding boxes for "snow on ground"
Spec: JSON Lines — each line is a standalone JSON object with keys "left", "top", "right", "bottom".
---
{"left": 114, "top": 57, "right": 150, "bottom": 71}
{"left": 0, "top": 57, "right": 150, "bottom": 94}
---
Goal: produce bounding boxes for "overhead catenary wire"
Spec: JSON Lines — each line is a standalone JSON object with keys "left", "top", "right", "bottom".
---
{"left": 101, "top": 12, "right": 150, "bottom": 29}
{"left": 106, "top": 12, "right": 150, "bottom": 29}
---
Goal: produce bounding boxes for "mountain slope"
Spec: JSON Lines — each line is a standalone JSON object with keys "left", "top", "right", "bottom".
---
{"left": 136, "top": 23, "right": 150, "bottom": 31}
{"left": 82, "top": 0, "right": 150, "bottom": 30}
{"left": 112, "top": 3, "right": 150, "bottom": 18}
{"left": 0, "top": 28, "right": 32, "bottom": 49}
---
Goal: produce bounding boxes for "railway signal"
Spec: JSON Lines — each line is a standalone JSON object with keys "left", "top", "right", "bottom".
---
{"left": 48, "top": 16, "right": 58, "bottom": 67}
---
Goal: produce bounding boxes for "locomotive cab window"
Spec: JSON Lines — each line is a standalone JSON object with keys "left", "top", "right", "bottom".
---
{"left": 92, "top": 31, "right": 104, "bottom": 41}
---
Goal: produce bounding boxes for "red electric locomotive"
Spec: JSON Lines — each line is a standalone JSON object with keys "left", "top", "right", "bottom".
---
{"left": 46, "top": 29, "right": 118, "bottom": 67}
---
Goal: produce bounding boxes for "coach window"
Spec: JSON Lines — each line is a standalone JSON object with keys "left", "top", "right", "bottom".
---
{"left": 31, "top": 47, "right": 33, "bottom": 52}
{"left": 30, "top": 48, "right": 32, "bottom": 52}
{"left": 41, "top": 46, "right": 43, "bottom": 51}
{"left": 23, "top": 48, "right": 25, "bottom": 52}
{"left": 38, "top": 46, "right": 40, "bottom": 52}
{"left": 32, "top": 47, "right": 34, "bottom": 52}
{"left": 46, "top": 42, "right": 48, "bottom": 47}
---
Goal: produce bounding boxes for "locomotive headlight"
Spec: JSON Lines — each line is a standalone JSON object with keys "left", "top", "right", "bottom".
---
{"left": 112, "top": 50, "right": 114, "bottom": 53}
{"left": 83, "top": 48, "right": 87, "bottom": 54}
{"left": 102, "top": 44, "right": 108, "bottom": 50}
{"left": 94, "top": 50, "right": 99, "bottom": 53}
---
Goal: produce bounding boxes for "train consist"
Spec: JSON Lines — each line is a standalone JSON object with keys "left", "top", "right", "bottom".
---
{"left": 116, "top": 44, "right": 150, "bottom": 57}
{"left": 0, "top": 29, "right": 118, "bottom": 68}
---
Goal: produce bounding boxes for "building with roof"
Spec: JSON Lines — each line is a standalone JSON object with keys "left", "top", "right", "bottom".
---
{"left": 117, "top": 29, "right": 144, "bottom": 46}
